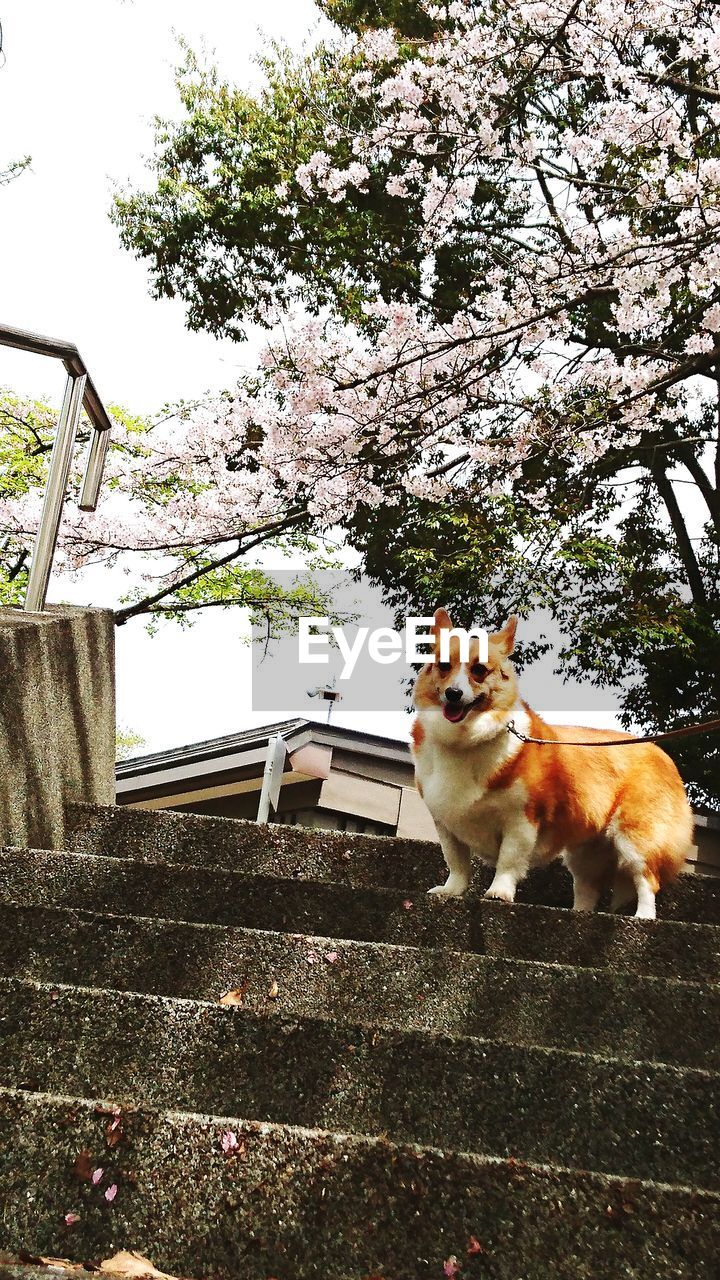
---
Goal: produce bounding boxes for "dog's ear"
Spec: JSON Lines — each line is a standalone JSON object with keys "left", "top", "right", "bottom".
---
{"left": 432, "top": 607, "right": 453, "bottom": 636}
{"left": 432, "top": 607, "right": 453, "bottom": 658}
{"left": 491, "top": 615, "right": 518, "bottom": 656}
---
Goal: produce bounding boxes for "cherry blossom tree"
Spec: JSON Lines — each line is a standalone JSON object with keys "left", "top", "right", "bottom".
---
{"left": 1, "top": 0, "right": 718, "bottom": 645}
{"left": 0, "top": 390, "right": 335, "bottom": 631}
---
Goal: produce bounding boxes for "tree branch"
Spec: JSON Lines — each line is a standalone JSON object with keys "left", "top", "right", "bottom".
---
{"left": 6, "top": 549, "right": 28, "bottom": 582}
{"left": 649, "top": 458, "right": 708, "bottom": 607}
{"left": 677, "top": 444, "right": 720, "bottom": 537}
{"left": 113, "top": 509, "right": 309, "bottom": 625}
{"left": 644, "top": 72, "right": 720, "bottom": 104}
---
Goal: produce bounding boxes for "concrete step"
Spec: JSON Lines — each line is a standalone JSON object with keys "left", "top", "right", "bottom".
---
{"left": 0, "top": 977, "right": 718, "bottom": 1190}
{"left": 0, "top": 902, "right": 718, "bottom": 1070}
{"left": 2, "top": 847, "right": 719, "bottom": 982}
{"left": 0, "top": 1265, "right": 112, "bottom": 1280}
{"left": 0, "top": 1260, "right": 165, "bottom": 1280}
{"left": 0, "top": 1086, "right": 718, "bottom": 1279}
{"left": 64, "top": 802, "right": 720, "bottom": 925}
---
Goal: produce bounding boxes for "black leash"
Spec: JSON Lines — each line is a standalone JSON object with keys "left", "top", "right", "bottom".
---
{"left": 507, "top": 717, "right": 720, "bottom": 748}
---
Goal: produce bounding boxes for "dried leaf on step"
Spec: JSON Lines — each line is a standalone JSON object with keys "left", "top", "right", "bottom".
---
{"left": 467, "top": 1236, "right": 485, "bottom": 1255}
{"left": 219, "top": 985, "right": 247, "bottom": 1006}
{"left": 73, "top": 1150, "right": 94, "bottom": 1182}
{"left": 267, "top": 979, "right": 279, "bottom": 999}
{"left": 95, "top": 1104, "right": 124, "bottom": 1150}
{"left": 98, "top": 1251, "right": 181, "bottom": 1278}
{"left": 105, "top": 1116, "right": 124, "bottom": 1149}
{"left": 37, "top": 1260, "right": 88, "bottom": 1274}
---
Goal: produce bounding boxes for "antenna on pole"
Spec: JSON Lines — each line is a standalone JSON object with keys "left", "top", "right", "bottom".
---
{"left": 306, "top": 682, "right": 343, "bottom": 724}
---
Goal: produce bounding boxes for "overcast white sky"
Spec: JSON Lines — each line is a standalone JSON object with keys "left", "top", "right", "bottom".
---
{"left": 0, "top": 0, "right": 622, "bottom": 752}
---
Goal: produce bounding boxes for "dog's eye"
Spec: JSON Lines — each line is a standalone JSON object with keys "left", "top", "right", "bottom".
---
{"left": 471, "top": 662, "right": 488, "bottom": 680}
{"left": 437, "top": 661, "right": 451, "bottom": 675}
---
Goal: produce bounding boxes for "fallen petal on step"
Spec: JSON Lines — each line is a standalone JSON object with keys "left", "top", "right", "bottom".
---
{"left": 324, "top": 951, "right": 339, "bottom": 964}
{"left": 92, "top": 1167, "right": 104, "bottom": 1185}
{"left": 467, "top": 1236, "right": 485, "bottom": 1255}
{"left": 105, "top": 1183, "right": 118, "bottom": 1202}
{"left": 63, "top": 1212, "right": 80, "bottom": 1225}
{"left": 443, "top": 1258, "right": 461, "bottom": 1277}
{"left": 221, "top": 1129, "right": 239, "bottom": 1154}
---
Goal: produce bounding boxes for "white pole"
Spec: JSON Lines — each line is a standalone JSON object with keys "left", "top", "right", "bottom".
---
{"left": 257, "top": 734, "right": 287, "bottom": 824}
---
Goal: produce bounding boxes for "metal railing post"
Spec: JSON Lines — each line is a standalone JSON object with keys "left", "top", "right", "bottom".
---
{"left": 1, "top": 321, "right": 113, "bottom": 613}
{"left": 79, "top": 424, "right": 111, "bottom": 511}
{"left": 24, "top": 372, "right": 87, "bottom": 613}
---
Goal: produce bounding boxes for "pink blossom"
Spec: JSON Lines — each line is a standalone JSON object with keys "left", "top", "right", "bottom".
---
{"left": 221, "top": 1130, "right": 239, "bottom": 1154}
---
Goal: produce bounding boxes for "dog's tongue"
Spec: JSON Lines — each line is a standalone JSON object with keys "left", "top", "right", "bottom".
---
{"left": 443, "top": 704, "right": 465, "bottom": 723}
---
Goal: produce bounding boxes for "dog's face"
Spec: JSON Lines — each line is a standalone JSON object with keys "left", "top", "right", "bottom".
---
{"left": 413, "top": 608, "right": 519, "bottom": 738}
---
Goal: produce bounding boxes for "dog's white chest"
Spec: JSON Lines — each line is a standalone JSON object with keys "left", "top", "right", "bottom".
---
{"left": 414, "top": 715, "right": 527, "bottom": 856}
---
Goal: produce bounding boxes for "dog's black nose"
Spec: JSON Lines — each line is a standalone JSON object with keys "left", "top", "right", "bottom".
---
{"left": 445, "top": 686, "right": 463, "bottom": 703}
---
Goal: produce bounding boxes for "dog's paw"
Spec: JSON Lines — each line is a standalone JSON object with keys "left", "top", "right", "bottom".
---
{"left": 484, "top": 882, "right": 516, "bottom": 903}
{"left": 428, "top": 881, "right": 467, "bottom": 900}
{"left": 634, "top": 902, "right": 656, "bottom": 921}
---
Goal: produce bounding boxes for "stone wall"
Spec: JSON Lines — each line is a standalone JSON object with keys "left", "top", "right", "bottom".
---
{"left": 0, "top": 605, "right": 115, "bottom": 849}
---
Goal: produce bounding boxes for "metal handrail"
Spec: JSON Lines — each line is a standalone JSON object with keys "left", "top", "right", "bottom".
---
{"left": 0, "top": 321, "right": 112, "bottom": 612}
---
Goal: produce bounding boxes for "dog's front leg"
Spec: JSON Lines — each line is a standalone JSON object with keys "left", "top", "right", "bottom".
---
{"left": 428, "top": 823, "right": 472, "bottom": 899}
{"left": 485, "top": 815, "right": 537, "bottom": 903}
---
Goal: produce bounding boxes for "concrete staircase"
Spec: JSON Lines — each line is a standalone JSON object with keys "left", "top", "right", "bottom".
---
{"left": 0, "top": 804, "right": 718, "bottom": 1279}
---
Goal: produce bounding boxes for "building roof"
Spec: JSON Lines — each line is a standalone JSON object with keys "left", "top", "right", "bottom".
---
{"left": 116, "top": 717, "right": 413, "bottom": 800}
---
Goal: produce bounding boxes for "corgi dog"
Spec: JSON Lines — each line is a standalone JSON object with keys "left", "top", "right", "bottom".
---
{"left": 411, "top": 609, "right": 693, "bottom": 919}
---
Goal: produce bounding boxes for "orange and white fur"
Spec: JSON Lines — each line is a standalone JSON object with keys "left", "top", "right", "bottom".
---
{"left": 411, "top": 610, "right": 693, "bottom": 919}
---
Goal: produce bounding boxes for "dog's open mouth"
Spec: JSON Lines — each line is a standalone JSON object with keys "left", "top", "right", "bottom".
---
{"left": 442, "top": 704, "right": 468, "bottom": 723}
{"left": 442, "top": 693, "right": 487, "bottom": 724}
